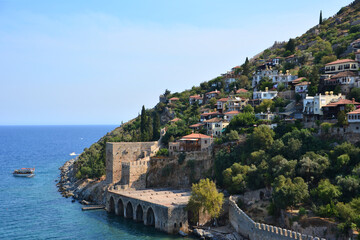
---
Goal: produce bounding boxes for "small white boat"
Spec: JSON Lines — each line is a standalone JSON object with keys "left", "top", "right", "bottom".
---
{"left": 13, "top": 168, "right": 35, "bottom": 177}
{"left": 69, "top": 152, "right": 77, "bottom": 156}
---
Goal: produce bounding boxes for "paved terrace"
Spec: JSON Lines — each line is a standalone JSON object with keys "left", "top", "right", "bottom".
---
{"left": 106, "top": 188, "right": 191, "bottom": 233}
{"left": 110, "top": 188, "right": 191, "bottom": 207}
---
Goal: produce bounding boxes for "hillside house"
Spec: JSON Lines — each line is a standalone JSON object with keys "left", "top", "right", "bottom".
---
{"left": 303, "top": 92, "right": 344, "bottom": 120}
{"left": 224, "top": 111, "right": 240, "bottom": 121}
{"left": 203, "top": 117, "right": 229, "bottom": 137}
{"left": 322, "top": 99, "right": 360, "bottom": 119}
{"left": 217, "top": 98, "right": 229, "bottom": 113}
{"left": 189, "top": 95, "right": 203, "bottom": 105}
{"left": 295, "top": 81, "right": 310, "bottom": 98}
{"left": 205, "top": 90, "right": 220, "bottom": 101}
{"left": 200, "top": 111, "right": 224, "bottom": 122}
{"left": 253, "top": 89, "right": 278, "bottom": 100}
{"left": 324, "top": 59, "right": 359, "bottom": 74}
{"left": 284, "top": 54, "right": 298, "bottom": 64}
{"left": 252, "top": 69, "right": 297, "bottom": 89}
{"left": 324, "top": 71, "right": 358, "bottom": 95}
{"left": 168, "top": 133, "right": 213, "bottom": 156}
{"left": 227, "top": 96, "right": 249, "bottom": 111}
{"left": 255, "top": 112, "right": 276, "bottom": 121}
{"left": 347, "top": 109, "right": 360, "bottom": 133}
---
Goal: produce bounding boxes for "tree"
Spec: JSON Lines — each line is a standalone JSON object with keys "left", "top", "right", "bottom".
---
{"left": 249, "top": 125, "right": 275, "bottom": 150}
{"left": 272, "top": 176, "right": 309, "bottom": 210}
{"left": 349, "top": 88, "right": 360, "bottom": 102}
{"left": 152, "top": 112, "right": 160, "bottom": 140}
{"left": 308, "top": 66, "right": 320, "bottom": 96}
{"left": 208, "top": 98, "right": 217, "bottom": 109}
{"left": 226, "top": 130, "right": 240, "bottom": 142}
{"left": 187, "top": 178, "right": 224, "bottom": 221}
{"left": 243, "top": 104, "right": 254, "bottom": 113}
{"left": 311, "top": 179, "right": 341, "bottom": 205}
{"left": 337, "top": 111, "right": 348, "bottom": 126}
{"left": 242, "top": 57, "right": 250, "bottom": 77}
{"left": 255, "top": 99, "right": 274, "bottom": 113}
{"left": 319, "top": 10, "right": 323, "bottom": 25}
{"left": 285, "top": 38, "right": 295, "bottom": 54}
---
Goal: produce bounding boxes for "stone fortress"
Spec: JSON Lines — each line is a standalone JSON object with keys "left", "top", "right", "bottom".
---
{"left": 104, "top": 132, "right": 326, "bottom": 239}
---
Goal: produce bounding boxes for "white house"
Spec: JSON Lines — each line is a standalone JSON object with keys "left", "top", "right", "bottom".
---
{"left": 252, "top": 69, "right": 298, "bottom": 89}
{"left": 295, "top": 81, "right": 310, "bottom": 98}
{"left": 189, "top": 95, "right": 203, "bottom": 105}
{"left": 205, "top": 90, "right": 220, "bottom": 100}
{"left": 204, "top": 117, "right": 229, "bottom": 137}
{"left": 347, "top": 108, "right": 360, "bottom": 133}
{"left": 324, "top": 59, "right": 359, "bottom": 74}
{"left": 224, "top": 111, "right": 240, "bottom": 122}
{"left": 227, "top": 96, "right": 249, "bottom": 111}
{"left": 253, "top": 89, "right": 278, "bottom": 100}
{"left": 303, "top": 92, "right": 344, "bottom": 117}
{"left": 217, "top": 98, "right": 229, "bottom": 112}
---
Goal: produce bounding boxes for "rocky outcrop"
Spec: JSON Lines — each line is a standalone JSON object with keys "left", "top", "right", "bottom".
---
{"left": 58, "top": 159, "right": 109, "bottom": 204}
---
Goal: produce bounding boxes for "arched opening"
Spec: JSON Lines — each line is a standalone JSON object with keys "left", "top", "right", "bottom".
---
{"left": 174, "top": 223, "right": 177, "bottom": 228}
{"left": 146, "top": 207, "right": 155, "bottom": 226}
{"left": 180, "top": 222, "right": 182, "bottom": 228}
{"left": 108, "top": 196, "right": 115, "bottom": 213}
{"left": 135, "top": 205, "right": 144, "bottom": 222}
{"left": 126, "top": 202, "right": 133, "bottom": 219}
{"left": 117, "top": 199, "right": 124, "bottom": 217}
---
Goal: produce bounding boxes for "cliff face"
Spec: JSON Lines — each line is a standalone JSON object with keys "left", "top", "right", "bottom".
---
{"left": 146, "top": 154, "right": 213, "bottom": 188}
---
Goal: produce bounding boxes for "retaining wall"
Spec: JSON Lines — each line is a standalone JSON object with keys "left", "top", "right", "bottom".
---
{"left": 228, "top": 196, "right": 326, "bottom": 240}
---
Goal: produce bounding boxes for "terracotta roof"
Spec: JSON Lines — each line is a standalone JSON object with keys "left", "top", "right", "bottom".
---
{"left": 189, "top": 95, "right": 202, "bottom": 100}
{"left": 292, "top": 77, "right": 306, "bottom": 84}
{"left": 323, "top": 99, "right": 360, "bottom": 107}
{"left": 189, "top": 123, "right": 204, "bottom": 128}
{"left": 206, "top": 90, "right": 220, "bottom": 95}
{"left": 170, "top": 118, "right": 180, "bottom": 122}
{"left": 326, "top": 59, "right": 357, "bottom": 66}
{"left": 201, "top": 111, "right": 222, "bottom": 116}
{"left": 169, "top": 97, "right": 179, "bottom": 101}
{"left": 181, "top": 133, "right": 212, "bottom": 139}
{"left": 295, "top": 81, "right": 310, "bottom": 86}
{"left": 348, "top": 108, "right": 360, "bottom": 114}
{"left": 331, "top": 71, "right": 357, "bottom": 79}
{"left": 224, "top": 111, "right": 240, "bottom": 115}
{"left": 204, "top": 117, "right": 226, "bottom": 123}
{"left": 232, "top": 66, "right": 241, "bottom": 69}
{"left": 217, "top": 98, "right": 229, "bottom": 102}
{"left": 285, "top": 54, "right": 295, "bottom": 59}
{"left": 236, "top": 88, "right": 248, "bottom": 93}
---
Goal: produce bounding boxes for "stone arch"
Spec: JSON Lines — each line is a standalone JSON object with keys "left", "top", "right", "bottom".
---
{"left": 108, "top": 196, "right": 115, "bottom": 213}
{"left": 135, "top": 204, "right": 144, "bottom": 222}
{"left": 146, "top": 207, "right": 155, "bottom": 226}
{"left": 125, "top": 201, "right": 133, "bottom": 219}
{"left": 117, "top": 198, "right": 124, "bottom": 217}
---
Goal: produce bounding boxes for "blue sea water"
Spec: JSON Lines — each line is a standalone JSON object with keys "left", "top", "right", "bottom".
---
{"left": 0, "top": 125, "right": 193, "bottom": 240}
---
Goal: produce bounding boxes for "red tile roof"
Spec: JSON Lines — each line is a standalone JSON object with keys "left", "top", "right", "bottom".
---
{"left": 295, "top": 81, "right": 310, "bottom": 86}
{"left": 224, "top": 111, "right": 240, "bottom": 115}
{"left": 331, "top": 71, "right": 357, "bottom": 79}
{"left": 170, "top": 118, "right": 180, "bottom": 122}
{"left": 325, "top": 59, "right": 357, "bottom": 66}
{"left": 189, "top": 123, "right": 204, "bottom": 128}
{"left": 348, "top": 108, "right": 360, "bottom": 114}
{"left": 201, "top": 111, "right": 222, "bottom": 116}
{"left": 190, "top": 95, "right": 202, "bottom": 100}
{"left": 206, "top": 90, "right": 220, "bottom": 95}
{"left": 292, "top": 77, "right": 306, "bottom": 84}
{"left": 169, "top": 97, "right": 179, "bottom": 101}
{"left": 204, "top": 117, "right": 226, "bottom": 123}
{"left": 217, "top": 98, "right": 229, "bottom": 102}
{"left": 181, "top": 133, "right": 212, "bottom": 139}
{"left": 236, "top": 88, "right": 248, "bottom": 93}
{"left": 323, "top": 99, "right": 360, "bottom": 107}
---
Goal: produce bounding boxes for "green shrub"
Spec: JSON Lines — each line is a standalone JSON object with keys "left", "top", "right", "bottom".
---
{"left": 178, "top": 153, "right": 186, "bottom": 165}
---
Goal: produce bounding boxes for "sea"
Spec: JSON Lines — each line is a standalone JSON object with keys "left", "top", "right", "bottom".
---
{"left": 0, "top": 125, "right": 194, "bottom": 240}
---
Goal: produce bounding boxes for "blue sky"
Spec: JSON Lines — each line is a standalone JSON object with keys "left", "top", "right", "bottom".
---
{"left": 0, "top": 0, "right": 353, "bottom": 125}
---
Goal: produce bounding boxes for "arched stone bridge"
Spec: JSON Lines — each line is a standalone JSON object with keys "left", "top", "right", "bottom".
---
{"left": 106, "top": 188, "right": 190, "bottom": 234}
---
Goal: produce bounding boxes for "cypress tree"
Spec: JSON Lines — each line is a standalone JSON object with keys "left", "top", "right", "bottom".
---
{"left": 285, "top": 38, "right": 295, "bottom": 54}
{"left": 242, "top": 57, "right": 250, "bottom": 77}
{"left": 319, "top": 10, "right": 323, "bottom": 25}
{"left": 152, "top": 112, "right": 161, "bottom": 141}
{"left": 140, "top": 105, "right": 147, "bottom": 141}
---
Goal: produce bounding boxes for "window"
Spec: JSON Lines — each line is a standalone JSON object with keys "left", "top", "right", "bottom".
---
{"left": 338, "top": 65, "right": 343, "bottom": 70}
{"left": 331, "top": 66, "right": 336, "bottom": 71}
{"left": 352, "top": 64, "right": 357, "bottom": 69}
{"left": 344, "top": 64, "right": 350, "bottom": 69}
{"left": 204, "top": 140, "right": 207, "bottom": 144}
{"left": 325, "top": 67, "right": 330, "bottom": 71}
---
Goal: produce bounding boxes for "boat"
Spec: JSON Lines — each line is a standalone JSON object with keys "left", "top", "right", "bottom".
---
{"left": 69, "top": 152, "right": 77, "bottom": 156}
{"left": 13, "top": 168, "right": 35, "bottom": 177}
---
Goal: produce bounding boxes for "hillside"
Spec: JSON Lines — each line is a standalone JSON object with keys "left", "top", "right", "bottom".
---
{"left": 72, "top": 1, "right": 360, "bottom": 237}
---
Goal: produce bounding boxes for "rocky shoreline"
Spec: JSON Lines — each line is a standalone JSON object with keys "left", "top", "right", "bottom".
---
{"left": 57, "top": 159, "right": 108, "bottom": 205}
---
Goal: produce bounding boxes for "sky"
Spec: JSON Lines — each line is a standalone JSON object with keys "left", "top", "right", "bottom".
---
{"left": 0, "top": 0, "right": 353, "bottom": 125}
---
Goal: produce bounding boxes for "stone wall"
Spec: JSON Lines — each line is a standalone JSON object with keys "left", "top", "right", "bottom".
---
{"left": 106, "top": 141, "right": 159, "bottom": 185}
{"left": 228, "top": 196, "right": 325, "bottom": 240}
{"left": 119, "top": 160, "right": 150, "bottom": 189}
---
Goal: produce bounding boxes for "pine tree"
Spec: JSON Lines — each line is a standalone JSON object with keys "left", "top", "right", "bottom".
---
{"left": 285, "top": 38, "right": 295, "bottom": 54}
{"left": 319, "top": 10, "right": 323, "bottom": 25}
